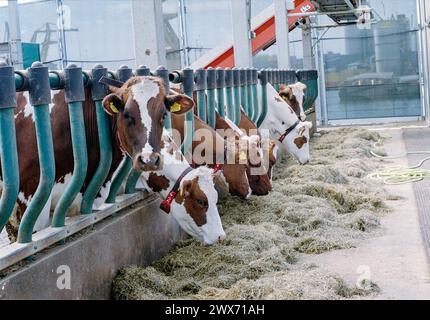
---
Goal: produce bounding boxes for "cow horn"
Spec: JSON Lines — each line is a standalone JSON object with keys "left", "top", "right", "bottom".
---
{"left": 99, "top": 76, "right": 125, "bottom": 90}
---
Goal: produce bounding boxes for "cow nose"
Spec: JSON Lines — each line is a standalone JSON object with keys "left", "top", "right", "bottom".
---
{"left": 218, "top": 234, "right": 226, "bottom": 243}
{"left": 300, "top": 160, "right": 310, "bottom": 165}
{"left": 134, "top": 152, "right": 163, "bottom": 171}
{"left": 149, "top": 153, "right": 161, "bottom": 167}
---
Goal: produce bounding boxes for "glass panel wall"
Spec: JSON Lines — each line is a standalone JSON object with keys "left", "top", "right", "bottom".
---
{"left": 321, "top": 0, "right": 421, "bottom": 120}
{"left": 0, "top": 0, "right": 60, "bottom": 69}
{"left": 182, "top": 0, "right": 232, "bottom": 66}
{"left": 63, "top": 0, "right": 135, "bottom": 70}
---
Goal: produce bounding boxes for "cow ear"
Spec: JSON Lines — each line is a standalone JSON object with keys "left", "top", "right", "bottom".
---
{"left": 303, "top": 121, "right": 313, "bottom": 129}
{"left": 102, "top": 93, "right": 125, "bottom": 116}
{"left": 179, "top": 180, "right": 193, "bottom": 198}
{"left": 165, "top": 94, "right": 194, "bottom": 114}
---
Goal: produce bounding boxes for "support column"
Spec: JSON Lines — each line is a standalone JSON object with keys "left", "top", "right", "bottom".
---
{"left": 132, "top": 0, "right": 167, "bottom": 69}
{"left": 419, "top": 0, "right": 430, "bottom": 122}
{"left": 315, "top": 17, "right": 328, "bottom": 125}
{"left": 274, "top": 0, "right": 291, "bottom": 69}
{"left": 7, "top": 0, "right": 23, "bottom": 69}
{"left": 231, "top": 0, "right": 253, "bottom": 67}
{"left": 302, "top": 18, "right": 314, "bottom": 69}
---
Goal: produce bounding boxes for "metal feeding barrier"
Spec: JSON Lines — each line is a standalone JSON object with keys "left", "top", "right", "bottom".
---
{"left": 0, "top": 61, "right": 318, "bottom": 271}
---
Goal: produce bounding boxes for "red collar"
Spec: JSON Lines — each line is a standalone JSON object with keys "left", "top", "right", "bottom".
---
{"left": 160, "top": 164, "right": 222, "bottom": 214}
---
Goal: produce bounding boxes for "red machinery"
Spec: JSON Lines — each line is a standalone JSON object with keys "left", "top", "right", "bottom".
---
{"left": 196, "top": 0, "right": 316, "bottom": 69}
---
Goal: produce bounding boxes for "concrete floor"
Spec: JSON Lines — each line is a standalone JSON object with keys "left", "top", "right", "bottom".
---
{"left": 306, "top": 127, "right": 430, "bottom": 300}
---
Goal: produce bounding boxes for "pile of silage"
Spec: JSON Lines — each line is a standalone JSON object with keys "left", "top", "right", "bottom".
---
{"left": 112, "top": 128, "right": 394, "bottom": 300}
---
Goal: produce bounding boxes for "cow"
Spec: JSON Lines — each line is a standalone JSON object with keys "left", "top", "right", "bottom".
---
{"left": 237, "top": 110, "right": 278, "bottom": 184}
{"left": 258, "top": 82, "right": 312, "bottom": 165}
{"left": 137, "top": 133, "right": 226, "bottom": 245}
{"left": 278, "top": 82, "right": 307, "bottom": 121}
{"left": 216, "top": 112, "right": 272, "bottom": 196}
{"left": 170, "top": 87, "right": 272, "bottom": 196}
{"left": 1, "top": 76, "right": 194, "bottom": 242}
{"left": 170, "top": 113, "right": 252, "bottom": 200}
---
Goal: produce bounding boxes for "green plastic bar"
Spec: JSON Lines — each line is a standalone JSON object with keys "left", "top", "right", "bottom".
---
{"left": 14, "top": 72, "right": 89, "bottom": 92}
{"left": 251, "top": 84, "right": 259, "bottom": 123}
{"left": 81, "top": 101, "right": 113, "bottom": 212}
{"left": 206, "top": 68, "right": 216, "bottom": 128}
{"left": 246, "top": 85, "right": 253, "bottom": 121}
{"left": 216, "top": 87, "right": 225, "bottom": 118}
{"left": 181, "top": 68, "right": 195, "bottom": 155}
{"left": 105, "top": 156, "right": 133, "bottom": 203}
{"left": 0, "top": 108, "right": 20, "bottom": 232}
{"left": 197, "top": 90, "right": 207, "bottom": 123}
{"left": 240, "top": 72, "right": 249, "bottom": 117}
{"left": 51, "top": 102, "right": 88, "bottom": 227}
{"left": 195, "top": 69, "right": 207, "bottom": 122}
{"left": 125, "top": 169, "right": 141, "bottom": 194}
{"left": 233, "top": 86, "right": 241, "bottom": 126}
{"left": 225, "top": 86, "right": 234, "bottom": 121}
{"left": 17, "top": 104, "right": 55, "bottom": 243}
{"left": 256, "top": 70, "right": 268, "bottom": 128}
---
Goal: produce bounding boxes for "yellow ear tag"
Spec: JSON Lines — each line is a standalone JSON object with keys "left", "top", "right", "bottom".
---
{"left": 170, "top": 102, "right": 182, "bottom": 113}
{"left": 110, "top": 102, "right": 120, "bottom": 114}
{"left": 239, "top": 151, "right": 247, "bottom": 161}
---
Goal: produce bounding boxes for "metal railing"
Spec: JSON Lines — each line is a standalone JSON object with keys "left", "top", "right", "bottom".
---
{"left": 0, "top": 61, "right": 318, "bottom": 271}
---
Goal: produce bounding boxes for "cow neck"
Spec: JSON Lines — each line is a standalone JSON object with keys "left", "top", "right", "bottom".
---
{"left": 159, "top": 136, "right": 193, "bottom": 213}
{"left": 278, "top": 120, "right": 300, "bottom": 144}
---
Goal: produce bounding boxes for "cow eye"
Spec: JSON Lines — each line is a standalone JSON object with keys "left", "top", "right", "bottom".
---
{"left": 196, "top": 198, "right": 207, "bottom": 207}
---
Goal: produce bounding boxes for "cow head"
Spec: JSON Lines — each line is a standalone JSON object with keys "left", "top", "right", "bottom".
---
{"left": 279, "top": 82, "right": 307, "bottom": 121}
{"left": 173, "top": 166, "right": 226, "bottom": 245}
{"left": 281, "top": 120, "right": 312, "bottom": 165}
{"left": 102, "top": 76, "right": 194, "bottom": 171}
{"left": 245, "top": 135, "right": 272, "bottom": 195}
{"left": 259, "top": 83, "right": 312, "bottom": 165}
{"left": 220, "top": 140, "right": 252, "bottom": 199}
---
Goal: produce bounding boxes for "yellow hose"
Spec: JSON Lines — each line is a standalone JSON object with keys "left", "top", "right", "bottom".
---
{"left": 367, "top": 140, "right": 430, "bottom": 185}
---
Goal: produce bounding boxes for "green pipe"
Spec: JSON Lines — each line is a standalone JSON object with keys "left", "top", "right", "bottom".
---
{"left": 0, "top": 108, "right": 20, "bottom": 232}
{"left": 196, "top": 90, "right": 207, "bottom": 123}
{"left": 81, "top": 101, "right": 113, "bottom": 212}
{"left": 233, "top": 85, "right": 241, "bottom": 126}
{"left": 251, "top": 84, "right": 259, "bottom": 123}
{"left": 240, "top": 82, "right": 248, "bottom": 117}
{"left": 17, "top": 104, "right": 55, "bottom": 243}
{"left": 256, "top": 70, "right": 268, "bottom": 128}
{"left": 125, "top": 169, "right": 141, "bottom": 194}
{"left": 105, "top": 156, "right": 133, "bottom": 203}
{"left": 224, "top": 69, "right": 234, "bottom": 122}
{"left": 207, "top": 91, "right": 216, "bottom": 128}
{"left": 51, "top": 102, "right": 88, "bottom": 227}
{"left": 246, "top": 86, "right": 253, "bottom": 120}
{"left": 216, "top": 87, "right": 225, "bottom": 118}
{"left": 215, "top": 68, "right": 225, "bottom": 119}
{"left": 225, "top": 87, "right": 234, "bottom": 121}
{"left": 181, "top": 68, "right": 195, "bottom": 156}
{"left": 195, "top": 69, "right": 207, "bottom": 123}
{"left": 206, "top": 68, "right": 216, "bottom": 128}
{"left": 15, "top": 72, "right": 89, "bottom": 91}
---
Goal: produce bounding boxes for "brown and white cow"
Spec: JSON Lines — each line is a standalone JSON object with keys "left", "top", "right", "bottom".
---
{"left": 1, "top": 76, "right": 193, "bottom": 241}
{"left": 170, "top": 113, "right": 251, "bottom": 200}
{"left": 278, "top": 82, "right": 307, "bottom": 121}
{"left": 258, "top": 82, "right": 312, "bottom": 165}
{"left": 137, "top": 132, "right": 225, "bottom": 245}
{"left": 215, "top": 112, "right": 272, "bottom": 196}
{"left": 237, "top": 110, "right": 278, "bottom": 184}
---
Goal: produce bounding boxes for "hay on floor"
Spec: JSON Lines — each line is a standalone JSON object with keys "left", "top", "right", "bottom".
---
{"left": 112, "top": 128, "right": 395, "bottom": 300}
